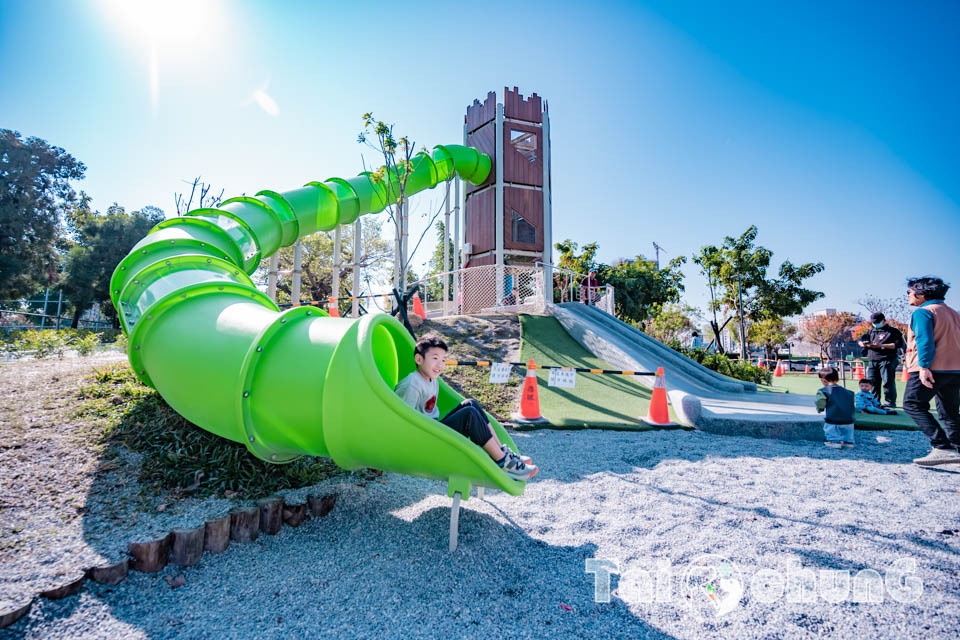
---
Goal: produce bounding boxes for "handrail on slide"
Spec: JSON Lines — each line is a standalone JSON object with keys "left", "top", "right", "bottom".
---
{"left": 109, "top": 145, "right": 531, "bottom": 509}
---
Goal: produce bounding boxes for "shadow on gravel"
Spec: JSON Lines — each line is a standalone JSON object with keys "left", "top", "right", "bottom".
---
{"left": 8, "top": 481, "right": 679, "bottom": 639}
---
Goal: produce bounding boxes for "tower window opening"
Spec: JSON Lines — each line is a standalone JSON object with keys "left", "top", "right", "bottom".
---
{"left": 509, "top": 130, "right": 537, "bottom": 163}
{"left": 511, "top": 210, "right": 537, "bottom": 244}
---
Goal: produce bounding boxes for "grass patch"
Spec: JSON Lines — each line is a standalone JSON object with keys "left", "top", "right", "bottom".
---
{"left": 519, "top": 315, "right": 684, "bottom": 430}
{"left": 77, "top": 364, "right": 352, "bottom": 500}
{"left": 759, "top": 373, "right": 921, "bottom": 430}
{"left": 421, "top": 316, "right": 522, "bottom": 423}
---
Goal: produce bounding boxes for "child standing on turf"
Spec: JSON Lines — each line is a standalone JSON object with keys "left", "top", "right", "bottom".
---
{"left": 815, "top": 366, "right": 856, "bottom": 449}
{"left": 855, "top": 379, "right": 898, "bottom": 415}
{"left": 395, "top": 335, "right": 538, "bottom": 480}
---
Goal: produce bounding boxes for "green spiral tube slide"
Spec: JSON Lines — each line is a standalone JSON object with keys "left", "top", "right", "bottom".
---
{"left": 108, "top": 145, "right": 525, "bottom": 497}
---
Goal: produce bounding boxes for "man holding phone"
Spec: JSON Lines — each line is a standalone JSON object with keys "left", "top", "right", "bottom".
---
{"left": 858, "top": 311, "right": 905, "bottom": 408}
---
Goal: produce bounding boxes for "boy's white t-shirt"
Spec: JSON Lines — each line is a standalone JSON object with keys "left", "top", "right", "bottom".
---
{"left": 395, "top": 371, "right": 440, "bottom": 419}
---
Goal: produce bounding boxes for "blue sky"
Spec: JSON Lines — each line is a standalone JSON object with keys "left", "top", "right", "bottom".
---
{"left": 1, "top": 0, "right": 958, "bottom": 316}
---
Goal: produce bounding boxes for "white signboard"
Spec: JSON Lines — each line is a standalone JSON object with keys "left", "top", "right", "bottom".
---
{"left": 488, "top": 363, "right": 513, "bottom": 384}
{"left": 548, "top": 368, "right": 577, "bottom": 388}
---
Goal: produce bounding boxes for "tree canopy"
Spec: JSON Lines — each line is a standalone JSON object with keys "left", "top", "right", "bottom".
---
{"left": 58, "top": 198, "right": 165, "bottom": 327}
{"left": 600, "top": 255, "right": 687, "bottom": 326}
{"left": 693, "top": 225, "right": 824, "bottom": 356}
{"left": 261, "top": 217, "right": 393, "bottom": 309}
{"left": 0, "top": 130, "right": 86, "bottom": 299}
{"left": 799, "top": 312, "right": 857, "bottom": 361}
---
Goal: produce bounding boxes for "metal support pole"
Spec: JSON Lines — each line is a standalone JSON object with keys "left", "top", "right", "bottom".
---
{"left": 40, "top": 288, "right": 49, "bottom": 330}
{"left": 333, "top": 225, "right": 342, "bottom": 306}
{"left": 400, "top": 196, "right": 409, "bottom": 289}
{"left": 737, "top": 275, "right": 747, "bottom": 361}
{"left": 495, "top": 102, "right": 505, "bottom": 305}
{"left": 267, "top": 254, "right": 279, "bottom": 302}
{"left": 542, "top": 100, "right": 553, "bottom": 307}
{"left": 291, "top": 239, "right": 302, "bottom": 305}
{"left": 352, "top": 219, "right": 361, "bottom": 318}
{"left": 55, "top": 290, "right": 63, "bottom": 330}
{"left": 456, "top": 123, "right": 465, "bottom": 314}
{"left": 393, "top": 203, "right": 401, "bottom": 292}
{"left": 449, "top": 492, "right": 462, "bottom": 552}
{"left": 443, "top": 180, "right": 451, "bottom": 316}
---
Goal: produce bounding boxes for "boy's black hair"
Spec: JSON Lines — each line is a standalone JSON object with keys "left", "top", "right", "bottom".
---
{"left": 907, "top": 276, "right": 949, "bottom": 300}
{"left": 415, "top": 334, "right": 448, "bottom": 357}
{"left": 858, "top": 378, "right": 874, "bottom": 387}
{"left": 818, "top": 366, "right": 839, "bottom": 383}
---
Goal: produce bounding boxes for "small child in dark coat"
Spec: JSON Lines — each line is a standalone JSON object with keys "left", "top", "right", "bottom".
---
{"left": 815, "top": 367, "right": 856, "bottom": 449}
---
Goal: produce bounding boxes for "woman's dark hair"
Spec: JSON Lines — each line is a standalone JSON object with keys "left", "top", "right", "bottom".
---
{"left": 415, "top": 334, "right": 448, "bottom": 357}
{"left": 818, "top": 366, "right": 839, "bottom": 383}
{"left": 907, "top": 276, "right": 949, "bottom": 300}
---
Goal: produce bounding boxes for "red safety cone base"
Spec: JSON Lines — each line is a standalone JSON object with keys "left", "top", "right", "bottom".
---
{"left": 642, "top": 366, "right": 676, "bottom": 426}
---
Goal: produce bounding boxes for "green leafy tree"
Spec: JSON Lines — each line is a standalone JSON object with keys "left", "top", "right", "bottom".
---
{"left": 263, "top": 217, "right": 393, "bottom": 309}
{"left": 358, "top": 113, "right": 449, "bottom": 290}
{"left": 59, "top": 199, "right": 165, "bottom": 327}
{"left": 553, "top": 239, "right": 598, "bottom": 302}
{"left": 645, "top": 303, "right": 702, "bottom": 346}
{"left": 748, "top": 317, "right": 797, "bottom": 362}
{"left": 600, "top": 255, "right": 687, "bottom": 325}
{"left": 0, "top": 130, "right": 86, "bottom": 298}
{"left": 799, "top": 311, "right": 857, "bottom": 361}
{"left": 693, "top": 225, "right": 823, "bottom": 359}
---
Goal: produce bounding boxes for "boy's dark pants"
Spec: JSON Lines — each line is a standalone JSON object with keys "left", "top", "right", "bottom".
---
{"left": 441, "top": 399, "right": 494, "bottom": 447}
{"left": 866, "top": 359, "right": 898, "bottom": 406}
{"left": 902, "top": 372, "right": 960, "bottom": 451}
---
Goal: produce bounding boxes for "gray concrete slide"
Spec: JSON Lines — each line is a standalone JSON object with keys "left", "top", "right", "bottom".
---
{"left": 551, "top": 303, "right": 826, "bottom": 441}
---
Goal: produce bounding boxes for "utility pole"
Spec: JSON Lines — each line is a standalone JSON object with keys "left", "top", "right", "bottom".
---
{"left": 737, "top": 273, "right": 747, "bottom": 361}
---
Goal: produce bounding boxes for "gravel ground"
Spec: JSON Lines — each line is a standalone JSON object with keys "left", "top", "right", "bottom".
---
{"left": 4, "top": 426, "right": 959, "bottom": 639}
{"left": 1, "top": 353, "right": 248, "bottom": 610}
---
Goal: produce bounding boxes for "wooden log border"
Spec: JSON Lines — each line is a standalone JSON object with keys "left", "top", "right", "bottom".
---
{"left": 0, "top": 492, "right": 338, "bottom": 630}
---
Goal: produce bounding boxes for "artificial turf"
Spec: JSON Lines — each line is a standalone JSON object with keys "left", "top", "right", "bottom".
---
{"left": 758, "top": 372, "right": 923, "bottom": 430}
{"left": 517, "top": 314, "right": 686, "bottom": 431}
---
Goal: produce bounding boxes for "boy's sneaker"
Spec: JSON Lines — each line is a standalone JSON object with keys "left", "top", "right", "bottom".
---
{"left": 913, "top": 448, "right": 960, "bottom": 467}
{"left": 501, "top": 445, "right": 532, "bottom": 464}
{"left": 824, "top": 441, "right": 843, "bottom": 449}
{"left": 502, "top": 451, "right": 538, "bottom": 480}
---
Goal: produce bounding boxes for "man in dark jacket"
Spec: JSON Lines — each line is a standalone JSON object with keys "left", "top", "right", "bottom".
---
{"left": 858, "top": 312, "right": 905, "bottom": 407}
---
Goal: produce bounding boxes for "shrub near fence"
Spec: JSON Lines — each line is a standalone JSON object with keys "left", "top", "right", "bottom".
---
{"left": 2, "top": 329, "right": 124, "bottom": 360}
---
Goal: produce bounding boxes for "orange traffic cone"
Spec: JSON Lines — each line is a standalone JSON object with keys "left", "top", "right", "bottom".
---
{"left": 900, "top": 364, "right": 910, "bottom": 382}
{"left": 757, "top": 358, "right": 764, "bottom": 369}
{"left": 511, "top": 360, "right": 548, "bottom": 424}
{"left": 804, "top": 363, "right": 810, "bottom": 374}
{"left": 412, "top": 293, "right": 426, "bottom": 319}
{"left": 327, "top": 297, "right": 340, "bottom": 317}
{"left": 853, "top": 361, "right": 864, "bottom": 380}
{"left": 773, "top": 360, "right": 783, "bottom": 377}
{"left": 643, "top": 367, "right": 674, "bottom": 426}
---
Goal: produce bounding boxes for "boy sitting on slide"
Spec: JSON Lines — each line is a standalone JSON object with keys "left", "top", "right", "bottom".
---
{"left": 395, "top": 335, "right": 538, "bottom": 481}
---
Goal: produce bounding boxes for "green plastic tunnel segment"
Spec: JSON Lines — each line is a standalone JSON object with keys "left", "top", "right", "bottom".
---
{"left": 107, "top": 144, "right": 521, "bottom": 497}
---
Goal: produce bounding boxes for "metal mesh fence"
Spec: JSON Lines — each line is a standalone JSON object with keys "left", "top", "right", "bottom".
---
{"left": 411, "top": 264, "right": 544, "bottom": 317}
{"left": 409, "top": 262, "right": 615, "bottom": 319}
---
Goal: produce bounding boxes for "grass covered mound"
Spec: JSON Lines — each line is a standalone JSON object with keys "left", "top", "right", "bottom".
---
{"left": 77, "top": 365, "right": 349, "bottom": 500}
{"left": 419, "top": 315, "right": 523, "bottom": 423}
{"left": 519, "top": 314, "right": 683, "bottom": 430}
{"left": 76, "top": 315, "right": 524, "bottom": 500}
